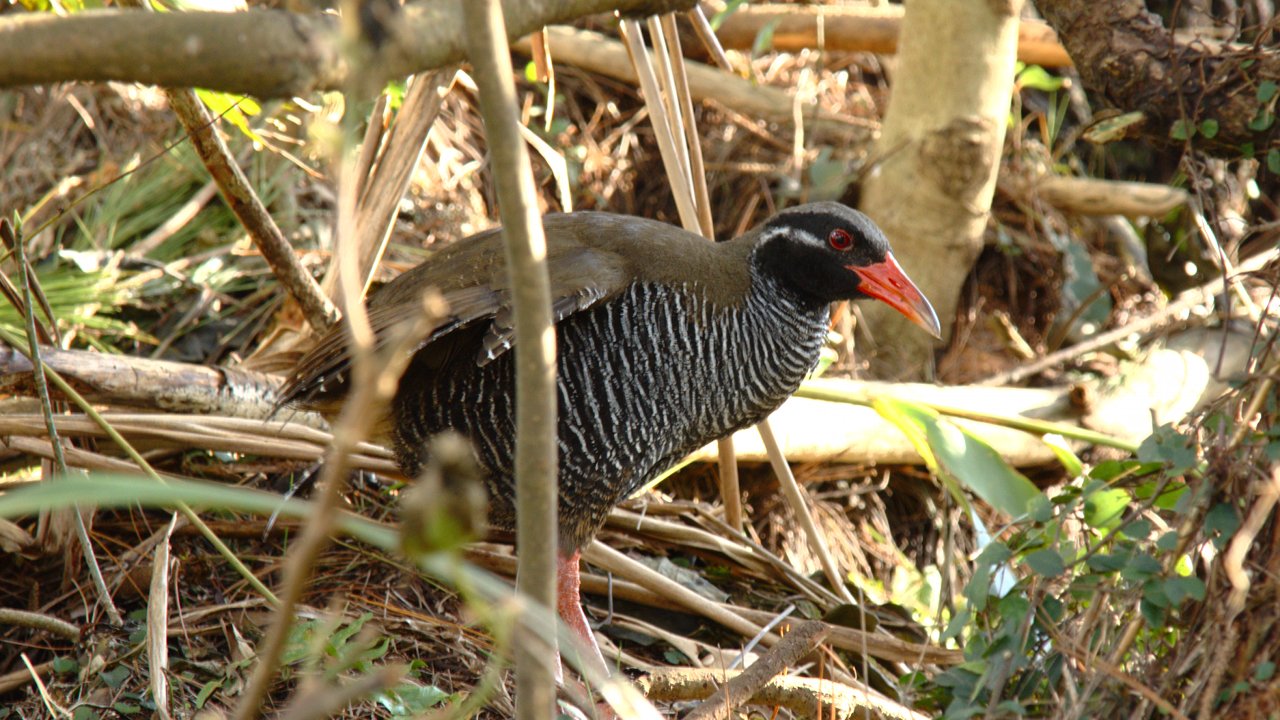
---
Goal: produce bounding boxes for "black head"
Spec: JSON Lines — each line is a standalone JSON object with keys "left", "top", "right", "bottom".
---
{"left": 754, "top": 202, "right": 941, "bottom": 337}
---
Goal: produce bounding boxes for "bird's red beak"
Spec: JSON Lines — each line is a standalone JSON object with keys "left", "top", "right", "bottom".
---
{"left": 850, "top": 253, "right": 942, "bottom": 339}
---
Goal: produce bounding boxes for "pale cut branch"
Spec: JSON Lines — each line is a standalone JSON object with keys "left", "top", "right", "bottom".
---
{"left": 0, "top": 0, "right": 697, "bottom": 98}
{"left": 0, "top": 344, "right": 300, "bottom": 425}
{"left": 1034, "top": 175, "right": 1189, "bottom": 217}
{"left": 518, "top": 27, "right": 873, "bottom": 140}
{"left": 640, "top": 667, "right": 929, "bottom": 720}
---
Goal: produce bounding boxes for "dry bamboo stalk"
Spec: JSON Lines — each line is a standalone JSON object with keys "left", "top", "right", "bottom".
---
{"left": 584, "top": 541, "right": 777, "bottom": 644}
{"left": 468, "top": 545, "right": 961, "bottom": 666}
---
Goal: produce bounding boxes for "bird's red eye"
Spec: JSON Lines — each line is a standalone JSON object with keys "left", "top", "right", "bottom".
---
{"left": 828, "top": 228, "right": 854, "bottom": 251}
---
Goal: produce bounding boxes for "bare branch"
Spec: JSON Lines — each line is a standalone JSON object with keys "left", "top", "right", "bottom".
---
{"left": 0, "top": 0, "right": 696, "bottom": 98}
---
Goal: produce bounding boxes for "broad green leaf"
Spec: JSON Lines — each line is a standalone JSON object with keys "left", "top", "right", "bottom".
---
{"left": 1137, "top": 425, "right": 1197, "bottom": 473}
{"left": 1205, "top": 502, "right": 1241, "bottom": 549}
{"left": 873, "top": 397, "right": 1044, "bottom": 518}
{"left": 1162, "top": 575, "right": 1205, "bottom": 604}
{"left": 751, "top": 18, "right": 781, "bottom": 56}
{"left": 376, "top": 683, "right": 451, "bottom": 717}
{"left": 1023, "top": 548, "right": 1065, "bottom": 578}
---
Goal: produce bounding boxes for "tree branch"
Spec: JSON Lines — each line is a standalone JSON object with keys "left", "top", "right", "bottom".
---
{"left": 462, "top": 1, "right": 562, "bottom": 717}
{"left": 0, "top": 0, "right": 696, "bottom": 98}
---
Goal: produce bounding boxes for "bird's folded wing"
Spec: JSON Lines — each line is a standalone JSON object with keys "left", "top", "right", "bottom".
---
{"left": 278, "top": 242, "right": 632, "bottom": 409}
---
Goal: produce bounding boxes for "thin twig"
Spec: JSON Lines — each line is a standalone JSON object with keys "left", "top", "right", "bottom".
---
{"left": 0, "top": 608, "right": 80, "bottom": 641}
{"left": 463, "top": 2, "right": 562, "bottom": 716}
{"left": 982, "top": 245, "right": 1279, "bottom": 386}
{"left": 113, "top": 0, "right": 337, "bottom": 333}
{"left": 15, "top": 231, "right": 123, "bottom": 625}
{"left": 584, "top": 541, "right": 775, "bottom": 644}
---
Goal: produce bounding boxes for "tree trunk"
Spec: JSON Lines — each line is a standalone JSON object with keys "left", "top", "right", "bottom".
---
{"left": 859, "top": 0, "right": 1024, "bottom": 379}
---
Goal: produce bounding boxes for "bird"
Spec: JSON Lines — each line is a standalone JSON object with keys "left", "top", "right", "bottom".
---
{"left": 279, "top": 201, "right": 940, "bottom": 676}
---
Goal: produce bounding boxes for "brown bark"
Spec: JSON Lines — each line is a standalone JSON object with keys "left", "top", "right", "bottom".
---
{"left": 1036, "top": 0, "right": 1280, "bottom": 154}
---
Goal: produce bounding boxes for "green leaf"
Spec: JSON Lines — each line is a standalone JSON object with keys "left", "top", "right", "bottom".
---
{"left": 1269, "top": 149, "right": 1280, "bottom": 175}
{"left": 100, "top": 665, "right": 130, "bottom": 689}
{"left": 1024, "top": 548, "right": 1066, "bottom": 578}
{"left": 112, "top": 703, "right": 141, "bottom": 716}
{"left": 873, "top": 397, "right": 1044, "bottom": 518}
{"left": 195, "top": 679, "right": 223, "bottom": 709}
{"left": 1255, "top": 661, "right": 1276, "bottom": 682}
{"left": 751, "top": 18, "right": 781, "bottom": 55}
{"left": 807, "top": 146, "right": 852, "bottom": 201}
{"left": 1121, "top": 518, "right": 1152, "bottom": 540}
{"left": 1205, "top": 502, "right": 1241, "bottom": 549}
{"left": 1249, "top": 109, "right": 1275, "bottom": 132}
{"left": 0, "top": 474, "right": 399, "bottom": 555}
{"left": 1199, "top": 119, "right": 1220, "bottom": 138}
{"left": 966, "top": 542, "right": 1015, "bottom": 605}
{"left": 1083, "top": 487, "right": 1130, "bottom": 529}
{"left": 376, "top": 683, "right": 451, "bottom": 716}
{"left": 1163, "top": 575, "right": 1205, "bottom": 604}
{"left": 1156, "top": 531, "right": 1180, "bottom": 552}
{"left": 194, "top": 89, "right": 263, "bottom": 144}
{"left": 1137, "top": 425, "right": 1197, "bottom": 474}
{"left": 941, "top": 608, "right": 971, "bottom": 643}
{"left": 1087, "top": 553, "right": 1127, "bottom": 573}
{"left": 1258, "top": 80, "right": 1278, "bottom": 102}
{"left": 1170, "top": 119, "right": 1195, "bottom": 140}
{"left": 1121, "top": 552, "right": 1162, "bottom": 581}
{"left": 1042, "top": 433, "right": 1083, "bottom": 476}
{"left": 330, "top": 612, "right": 373, "bottom": 650}
{"left": 1017, "top": 64, "right": 1065, "bottom": 92}
{"left": 709, "top": 0, "right": 747, "bottom": 31}
{"left": 52, "top": 656, "right": 79, "bottom": 674}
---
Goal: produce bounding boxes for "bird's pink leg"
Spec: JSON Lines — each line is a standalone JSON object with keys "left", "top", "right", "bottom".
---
{"left": 556, "top": 550, "right": 610, "bottom": 680}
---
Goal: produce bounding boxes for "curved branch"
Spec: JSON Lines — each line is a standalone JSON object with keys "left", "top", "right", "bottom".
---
{"left": 0, "top": 0, "right": 696, "bottom": 98}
